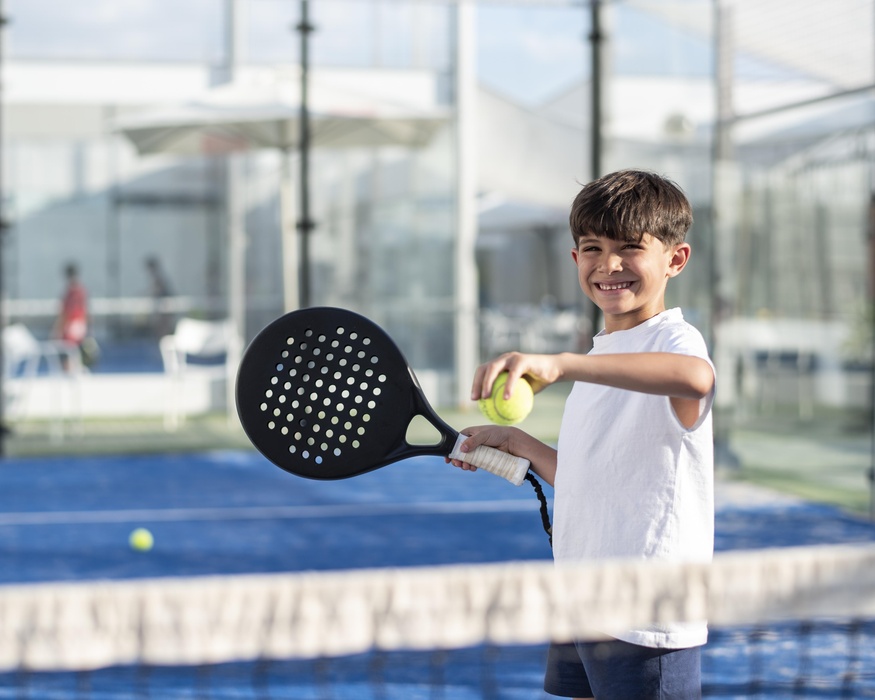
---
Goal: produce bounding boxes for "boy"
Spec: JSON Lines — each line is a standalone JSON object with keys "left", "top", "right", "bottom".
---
{"left": 451, "top": 170, "right": 715, "bottom": 699}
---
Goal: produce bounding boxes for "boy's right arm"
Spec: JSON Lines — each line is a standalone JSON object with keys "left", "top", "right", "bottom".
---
{"left": 450, "top": 425, "right": 557, "bottom": 487}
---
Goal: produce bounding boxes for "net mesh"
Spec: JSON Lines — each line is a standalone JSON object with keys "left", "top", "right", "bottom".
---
{"left": 2, "top": 543, "right": 875, "bottom": 699}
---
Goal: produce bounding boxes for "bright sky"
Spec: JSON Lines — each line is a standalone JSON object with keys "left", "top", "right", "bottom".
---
{"left": 4, "top": 0, "right": 712, "bottom": 106}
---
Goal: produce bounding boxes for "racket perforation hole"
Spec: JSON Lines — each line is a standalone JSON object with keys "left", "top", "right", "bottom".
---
{"left": 368, "top": 400, "right": 376, "bottom": 409}
{"left": 268, "top": 421, "right": 275, "bottom": 429}
{"left": 334, "top": 448, "right": 341, "bottom": 456}
{"left": 305, "top": 329, "right": 314, "bottom": 337}
{"left": 278, "top": 395, "right": 286, "bottom": 403}
{"left": 289, "top": 445, "right": 296, "bottom": 454}
{"left": 259, "top": 403, "right": 268, "bottom": 411}
{"left": 363, "top": 337, "right": 371, "bottom": 346}
{"left": 373, "top": 387, "right": 382, "bottom": 396}
{"left": 281, "top": 350, "right": 289, "bottom": 358}
{"left": 370, "top": 356, "right": 378, "bottom": 364}
{"left": 265, "top": 389, "right": 274, "bottom": 398}
{"left": 378, "top": 374, "right": 386, "bottom": 382}
{"left": 315, "top": 456, "right": 323, "bottom": 464}
{"left": 352, "top": 440, "right": 360, "bottom": 449}
{"left": 286, "top": 337, "right": 294, "bottom": 346}
{"left": 275, "top": 363, "right": 284, "bottom": 371}
{"left": 336, "top": 327, "right": 345, "bottom": 335}
{"left": 270, "top": 377, "right": 278, "bottom": 385}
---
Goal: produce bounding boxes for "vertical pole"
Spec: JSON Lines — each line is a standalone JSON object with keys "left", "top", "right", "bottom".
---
{"left": 711, "top": 0, "right": 741, "bottom": 469}
{"left": 868, "top": 193, "right": 875, "bottom": 520}
{"left": 0, "top": 1, "right": 8, "bottom": 456}
{"left": 589, "top": 0, "right": 603, "bottom": 183}
{"left": 453, "top": 1, "right": 479, "bottom": 409}
{"left": 224, "top": 0, "right": 246, "bottom": 425}
{"left": 297, "top": 0, "right": 315, "bottom": 309}
{"left": 583, "top": 0, "right": 605, "bottom": 342}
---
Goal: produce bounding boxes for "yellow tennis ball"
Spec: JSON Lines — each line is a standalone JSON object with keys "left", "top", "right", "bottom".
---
{"left": 129, "top": 528, "right": 154, "bottom": 552}
{"left": 478, "top": 372, "right": 534, "bottom": 426}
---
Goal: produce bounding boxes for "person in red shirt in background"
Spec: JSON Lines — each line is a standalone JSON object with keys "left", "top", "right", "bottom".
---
{"left": 53, "top": 262, "right": 89, "bottom": 370}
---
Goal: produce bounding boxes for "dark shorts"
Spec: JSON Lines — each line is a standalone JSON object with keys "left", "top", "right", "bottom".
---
{"left": 544, "top": 639, "right": 702, "bottom": 699}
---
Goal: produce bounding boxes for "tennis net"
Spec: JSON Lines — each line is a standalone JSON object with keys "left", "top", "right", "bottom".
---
{"left": 2, "top": 543, "right": 875, "bottom": 699}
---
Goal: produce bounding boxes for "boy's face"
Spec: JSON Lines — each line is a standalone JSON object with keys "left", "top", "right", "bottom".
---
{"left": 571, "top": 232, "right": 691, "bottom": 333}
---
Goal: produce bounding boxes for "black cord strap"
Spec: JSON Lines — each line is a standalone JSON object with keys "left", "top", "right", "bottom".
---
{"left": 524, "top": 471, "right": 552, "bottom": 548}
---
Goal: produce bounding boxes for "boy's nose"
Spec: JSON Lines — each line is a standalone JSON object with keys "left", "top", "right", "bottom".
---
{"left": 599, "top": 253, "right": 623, "bottom": 273}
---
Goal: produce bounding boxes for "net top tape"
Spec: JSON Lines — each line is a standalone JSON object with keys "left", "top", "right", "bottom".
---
{"left": 3, "top": 543, "right": 875, "bottom": 672}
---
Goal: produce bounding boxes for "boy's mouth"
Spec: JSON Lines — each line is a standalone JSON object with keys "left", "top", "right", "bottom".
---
{"left": 596, "top": 281, "right": 633, "bottom": 291}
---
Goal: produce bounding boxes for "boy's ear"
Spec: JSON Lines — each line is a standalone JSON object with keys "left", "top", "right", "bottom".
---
{"left": 667, "top": 243, "right": 691, "bottom": 277}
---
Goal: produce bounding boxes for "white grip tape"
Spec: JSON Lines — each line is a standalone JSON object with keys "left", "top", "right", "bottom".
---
{"left": 448, "top": 433, "right": 530, "bottom": 487}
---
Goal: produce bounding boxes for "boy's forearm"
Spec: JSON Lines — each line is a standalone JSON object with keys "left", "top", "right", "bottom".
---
{"left": 554, "top": 352, "right": 714, "bottom": 399}
{"left": 509, "top": 428, "right": 557, "bottom": 486}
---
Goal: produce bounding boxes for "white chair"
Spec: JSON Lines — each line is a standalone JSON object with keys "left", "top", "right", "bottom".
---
{"left": 2, "top": 323, "right": 84, "bottom": 438}
{"left": 160, "top": 317, "right": 234, "bottom": 430}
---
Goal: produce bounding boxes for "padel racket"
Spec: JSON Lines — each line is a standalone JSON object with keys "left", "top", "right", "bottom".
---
{"left": 235, "top": 307, "right": 531, "bottom": 485}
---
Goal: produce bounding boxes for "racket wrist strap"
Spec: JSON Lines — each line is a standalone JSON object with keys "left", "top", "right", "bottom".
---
{"left": 448, "top": 434, "right": 530, "bottom": 486}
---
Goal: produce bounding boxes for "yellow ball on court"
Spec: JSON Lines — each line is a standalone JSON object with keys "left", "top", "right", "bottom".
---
{"left": 478, "top": 372, "right": 534, "bottom": 426}
{"left": 129, "top": 528, "right": 154, "bottom": 552}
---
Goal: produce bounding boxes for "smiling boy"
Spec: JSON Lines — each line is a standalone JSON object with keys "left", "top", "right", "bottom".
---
{"left": 451, "top": 170, "right": 716, "bottom": 699}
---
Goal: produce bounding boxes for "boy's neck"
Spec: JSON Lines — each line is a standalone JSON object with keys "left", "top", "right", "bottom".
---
{"left": 602, "top": 306, "right": 668, "bottom": 334}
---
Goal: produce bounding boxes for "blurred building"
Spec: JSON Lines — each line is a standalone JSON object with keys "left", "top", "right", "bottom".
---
{"left": 2, "top": 0, "right": 874, "bottom": 417}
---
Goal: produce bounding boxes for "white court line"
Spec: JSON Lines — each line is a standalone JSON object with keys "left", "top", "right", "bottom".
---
{"left": 0, "top": 500, "right": 544, "bottom": 526}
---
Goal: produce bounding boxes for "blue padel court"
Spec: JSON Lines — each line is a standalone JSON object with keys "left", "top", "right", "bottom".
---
{"left": 2, "top": 450, "right": 875, "bottom": 698}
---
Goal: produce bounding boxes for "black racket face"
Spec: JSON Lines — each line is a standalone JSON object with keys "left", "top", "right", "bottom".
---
{"left": 236, "top": 307, "right": 450, "bottom": 480}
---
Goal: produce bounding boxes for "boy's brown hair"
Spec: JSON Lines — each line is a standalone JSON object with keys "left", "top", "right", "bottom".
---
{"left": 569, "top": 169, "right": 693, "bottom": 247}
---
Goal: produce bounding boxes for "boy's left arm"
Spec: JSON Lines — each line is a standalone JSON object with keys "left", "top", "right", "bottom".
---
{"left": 568, "top": 352, "right": 714, "bottom": 399}
{"left": 572, "top": 352, "right": 714, "bottom": 429}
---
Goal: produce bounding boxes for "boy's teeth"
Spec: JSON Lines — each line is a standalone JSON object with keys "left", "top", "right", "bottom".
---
{"left": 600, "top": 282, "right": 631, "bottom": 290}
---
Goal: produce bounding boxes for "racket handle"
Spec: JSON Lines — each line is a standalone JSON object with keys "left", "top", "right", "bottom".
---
{"left": 448, "top": 434, "right": 531, "bottom": 487}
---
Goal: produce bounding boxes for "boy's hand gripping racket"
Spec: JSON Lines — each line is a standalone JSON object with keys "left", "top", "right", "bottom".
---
{"left": 235, "top": 307, "right": 531, "bottom": 485}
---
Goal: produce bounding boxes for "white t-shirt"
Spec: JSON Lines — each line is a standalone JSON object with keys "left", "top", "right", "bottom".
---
{"left": 553, "top": 308, "right": 715, "bottom": 648}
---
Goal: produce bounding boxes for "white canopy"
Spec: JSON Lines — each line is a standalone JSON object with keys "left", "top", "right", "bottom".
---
{"left": 116, "top": 71, "right": 448, "bottom": 155}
